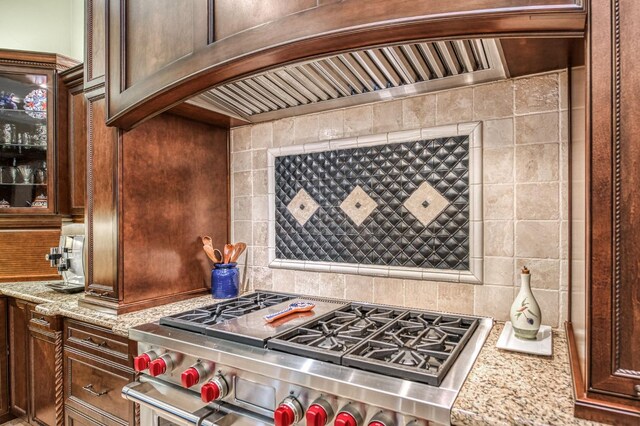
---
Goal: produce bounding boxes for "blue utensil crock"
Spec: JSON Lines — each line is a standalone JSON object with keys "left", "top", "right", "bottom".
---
{"left": 211, "top": 262, "right": 239, "bottom": 299}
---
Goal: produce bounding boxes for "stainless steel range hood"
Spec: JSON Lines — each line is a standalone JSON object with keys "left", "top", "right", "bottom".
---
{"left": 187, "top": 38, "right": 508, "bottom": 123}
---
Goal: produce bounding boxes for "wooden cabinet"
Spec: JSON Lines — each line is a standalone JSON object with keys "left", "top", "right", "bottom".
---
{"left": 63, "top": 320, "right": 136, "bottom": 426}
{"left": 0, "top": 298, "right": 10, "bottom": 423}
{"left": 9, "top": 298, "right": 30, "bottom": 417}
{"left": 7, "top": 298, "right": 64, "bottom": 425}
{"left": 567, "top": 1, "right": 640, "bottom": 424}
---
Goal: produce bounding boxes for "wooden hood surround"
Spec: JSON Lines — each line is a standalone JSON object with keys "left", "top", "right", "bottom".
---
{"left": 104, "top": 0, "right": 586, "bottom": 130}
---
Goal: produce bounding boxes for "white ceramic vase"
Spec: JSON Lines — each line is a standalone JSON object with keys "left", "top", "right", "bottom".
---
{"left": 509, "top": 266, "right": 542, "bottom": 340}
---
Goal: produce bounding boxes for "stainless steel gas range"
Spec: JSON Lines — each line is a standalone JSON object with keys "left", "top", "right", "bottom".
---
{"left": 122, "top": 291, "right": 492, "bottom": 426}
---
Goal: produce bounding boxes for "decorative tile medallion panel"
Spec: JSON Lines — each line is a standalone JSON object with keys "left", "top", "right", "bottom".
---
{"left": 267, "top": 124, "right": 483, "bottom": 283}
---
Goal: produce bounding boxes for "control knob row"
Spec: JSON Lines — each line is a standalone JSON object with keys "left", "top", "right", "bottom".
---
{"left": 274, "top": 397, "right": 394, "bottom": 426}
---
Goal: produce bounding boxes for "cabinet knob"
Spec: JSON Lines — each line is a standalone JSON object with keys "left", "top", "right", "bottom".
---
{"left": 634, "top": 384, "right": 640, "bottom": 397}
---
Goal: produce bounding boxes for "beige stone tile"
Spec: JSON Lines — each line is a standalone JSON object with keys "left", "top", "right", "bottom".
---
{"left": 515, "top": 112, "right": 559, "bottom": 145}
{"left": 516, "top": 183, "right": 560, "bottom": 220}
{"left": 483, "top": 148, "right": 514, "bottom": 184}
{"left": 436, "top": 87, "right": 473, "bottom": 125}
{"left": 253, "top": 170, "right": 268, "bottom": 196}
{"left": 484, "top": 184, "right": 514, "bottom": 220}
{"left": 272, "top": 269, "right": 296, "bottom": 293}
{"left": 252, "top": 246, "right": 269, "bottom": 267}
{"left": 233, "top": 197, "right": 252, "bottom": 221}
{"left": 317, "top": 273, "right": 346, "bottom": 298}
{"left": 515, "top": 144, "right": 559, "bottom": 182}
{"left": 318, "top": 110, "right": 344, "bottom": 140}
{"left": 231, "top": 126, "right": 251, "bottom": 153}
{"left": 473, "top": 80, "right": 513, "bottom": 120}
{"left": 404, "top": 280, "right": 438, "bottom": 310}
{"left": 294, "top": 114, "right": 319, "bottom": 144}
{"left": 273, "top": 118, "right": 295, "bottom": 147}
{"left": 482, "top": 118, "right": 514, "bottom": 148}
{"left": 474, "top": 285, "right": 513, "bottom": 320}
{"left": 252, "top": 149, "right": 268, "bottom": 170}
{"left": 373, "top": 278, "right": 404, "bottom": 306}
{"left": 233, "top": 221, "right": 252, "bottom": 246}
{"left": 515, "top": 221, "right": 560, "bottom": 259}
{"left": 437, "top": 282, "right": 475, "bottom": 315}
{"left": 515, "top": 258, "right": 560, "bottom": 290}
{"left": 560, "top": 110, "right": 568, "bottom": 143}
{"left": 345, "top": 274, "right": 373, "bottom": 302}
{"left": 484, "top": 221, "right": 514, "bottom": 257}
{"left": 252, "top": 221, "right": 268, "bottom": 247}
{"left": 344, "top": 105, "right": 373, "bottom": 136}
{"left": 559, "top": 70, "right": 568, "bottom": 110}
{"left": 560, "top": 259, "right": 568, "bottom": 291}
{"left": 295, "top": 271, "right": 320, "bottom": 295}
{"left": 484, "top": 257, "right": 515, "bottom": 286}
{"left": 372, "top": 100, "right": 403, "bottom": 133}
{"left": 559, "top": 290, "right": 568, "bottom": 325}
{"left": 515, "top": 73, "right": 559, "bottom": 114}
{"left": 251, "top": 122, "right": 273, "bottom": 149}
{"left": 231, "top": 151, "right": 252, "bottom": 172}
{"left": 402, "top": 94, "right": 436, "bottom": 129}
{"left": 252, "top": 195, "right": 268, "bottom": 221}
{"left": 252, "top": 267, "right": 272, "bottom": 290}
{"left": 233, "top": 171, "right": 252, "bottom": 196}
{"left": 530, "top": 289, "right": 559, "bottom": 327}
{"left": 238, "top": 264, "right": 252, "bottom": 293}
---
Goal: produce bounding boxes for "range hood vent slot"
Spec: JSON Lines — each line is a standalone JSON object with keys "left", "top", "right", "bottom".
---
{"left": 187, "top": 39, "right": 508, "bottom": 123}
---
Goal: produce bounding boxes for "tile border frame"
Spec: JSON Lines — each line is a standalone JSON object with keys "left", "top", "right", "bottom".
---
{"left": 267, "top": 122, "right": 484, "bottom": 284}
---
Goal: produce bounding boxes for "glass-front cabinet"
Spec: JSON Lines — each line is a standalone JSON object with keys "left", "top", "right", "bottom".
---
{"left": 0, "top": 67, "right": 54, "bottom": 213}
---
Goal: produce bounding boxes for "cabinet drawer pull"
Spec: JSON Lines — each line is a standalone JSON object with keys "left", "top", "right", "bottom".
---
{"left": 635, "top": 384, "right": 640, "bottom": 397}
{"left": 83, "top": 337, "right": 108, "bottom": 348}
{"left": 82, "top": 384, "right": 109, "bottom": 397}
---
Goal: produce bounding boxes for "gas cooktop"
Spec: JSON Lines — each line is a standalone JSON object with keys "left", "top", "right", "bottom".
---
{"left": 125, "top": 290, "right": 492, "bottom": 426}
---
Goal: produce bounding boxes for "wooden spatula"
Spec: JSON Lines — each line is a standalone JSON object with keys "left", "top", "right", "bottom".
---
{"left": 230, "top": 242, "right": 247, "bottom": 263}
{"left": 223, "top": 244, "right": 234, "bottom": 264}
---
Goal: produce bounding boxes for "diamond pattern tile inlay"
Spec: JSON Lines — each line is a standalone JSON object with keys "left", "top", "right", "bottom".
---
{"left": 286, "top": 188, "right": 319, "bottom": 226}
{"left": 274, "top": 135, "right": 470, "bottom": 270}
{"left": 340, "top": 185, "right": 378, "bottom": 226}
{"left": 404, "top": 182, "right": 450, "bottom": 226}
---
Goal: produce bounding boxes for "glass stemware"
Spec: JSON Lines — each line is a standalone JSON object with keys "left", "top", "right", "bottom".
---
{"left": 17, "top": 165, "right": 33, "bottom": 184}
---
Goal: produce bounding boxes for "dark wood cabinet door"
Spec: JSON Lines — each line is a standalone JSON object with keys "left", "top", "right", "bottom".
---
{"left": 29, "top": 325, "right": 63, "bottom": 426}
{"left": 85, "top": 90, "right": 119, "bottom": 302}
{"left": 0, "top": 298, "right": 9, "bottom": 421}
{"left": 589, "top": 0, "right": 640, "bottom": 403}
{"left": 9, "top": 298, "right": 30, "bottom": 417}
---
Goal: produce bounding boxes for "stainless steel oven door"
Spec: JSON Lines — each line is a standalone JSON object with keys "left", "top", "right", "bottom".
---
{"left": 122, "top": 376, "right": 271, "bottom": 426}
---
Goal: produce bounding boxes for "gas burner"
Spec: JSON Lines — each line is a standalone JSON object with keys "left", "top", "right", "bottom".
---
{"left": 159, "top": 292, "right": 293, "bottom": 334}
{"left": 343, "top": 311, "right": 478, "bottom": 386}
{"left": 267, "top": 304, "right": 406, "bottom": 363}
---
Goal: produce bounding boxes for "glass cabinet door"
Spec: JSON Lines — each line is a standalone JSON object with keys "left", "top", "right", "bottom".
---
{"left": 0, "top": 69, "right": 53, "bottom": 212}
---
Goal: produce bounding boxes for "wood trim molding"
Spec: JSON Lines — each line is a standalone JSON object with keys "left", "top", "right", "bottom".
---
{"left": 106, "top": 0, "right": 586, "bottom": 129}
{"left": 566, "top": 322, "right": 640, "bottom": 424}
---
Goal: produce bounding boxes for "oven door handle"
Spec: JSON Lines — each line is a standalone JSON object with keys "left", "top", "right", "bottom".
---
{"left": 122, "top": 376, "right": 225, "bottom": 426}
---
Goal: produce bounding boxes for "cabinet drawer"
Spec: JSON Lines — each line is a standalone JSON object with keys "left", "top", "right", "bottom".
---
{"left": 65, "top": 405, "right": 105, "bottom": 426}
{"left": 64, "top": 349, "right": 134, "bottom": 426}
{"left": 64, "top": 320, "right": 131, "bottom": 366}
{"left": 28, "top": 305, "right": 61, "bottom": 333}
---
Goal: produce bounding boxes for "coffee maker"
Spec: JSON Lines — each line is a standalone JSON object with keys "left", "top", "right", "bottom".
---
{"left": 45, "top": 222, "right": 85, "bottom": 293}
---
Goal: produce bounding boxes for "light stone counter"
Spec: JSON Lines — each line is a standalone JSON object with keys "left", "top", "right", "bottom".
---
{"left": 452, "top": 322, "right": 604, "bottom": 426}
{"left": 0, "top": 280, "right": 219, "bottom": 336}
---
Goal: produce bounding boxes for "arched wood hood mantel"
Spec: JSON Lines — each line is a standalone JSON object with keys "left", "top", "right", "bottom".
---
{"left": 105, "top": 0, "right": 586, "bottom": 129}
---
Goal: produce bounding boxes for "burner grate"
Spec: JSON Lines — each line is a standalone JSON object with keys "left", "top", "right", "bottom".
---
{"left": 267, "top": 304, "right": 407, "bottom": 363}
{"left": 342, "top": 311, "right": 478, "bottom": 386}
{"left": 159, "top": 292, "right": 293, "bottom": 334}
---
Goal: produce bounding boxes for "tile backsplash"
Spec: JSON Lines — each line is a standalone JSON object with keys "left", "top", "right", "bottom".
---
{"left": 230, "top": 70, "right": 568, "bottom": 327}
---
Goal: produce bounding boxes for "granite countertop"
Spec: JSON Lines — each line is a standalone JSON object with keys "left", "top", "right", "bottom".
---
{"left": 0, "top": 280, "right": 219, "bottom": 336}
{"left": 452, "top": 323, "right": 603, "bottom": 426}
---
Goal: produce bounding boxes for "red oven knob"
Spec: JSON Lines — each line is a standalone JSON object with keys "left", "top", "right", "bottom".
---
{"left": 274, "top": 396, "right": 303, "bottom": 426}
{"left": 148, "top": 354, "right": 173, "bottom": 377}
{"left": 335, "top": 413, "right": 358, "bottom": 426}
{"left": 367, "top": 412, "right": 395, "bottom": 426}
{"left": 306, "top": 404, "right": 329, "bottom": 426}
{"left": 307, "top": 398, "right": 334, "bottom": 426}
{"left": 201, "top": 377, "right": 228, "bottom": 403}
{"left": 133, "top": 353, "right": 152, "bottom": 372}
{"left": 181, "top": 368, "right": 200, "bottom": 388}
{"left": 368, "top": 423, "right": 385, "bottom": 426}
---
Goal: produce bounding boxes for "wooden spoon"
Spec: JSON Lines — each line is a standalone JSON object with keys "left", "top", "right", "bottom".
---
{"left": 203, "top": 245, "right": 223, "bottom": 263}
{"left": 223, "top": 244, "right": 234, "bottom": 264}
{"left": 230, "top": 242, "right": 247, "bottom": 263}
{"left": 201, "top": 235, "right": 214, "bottom": 248}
